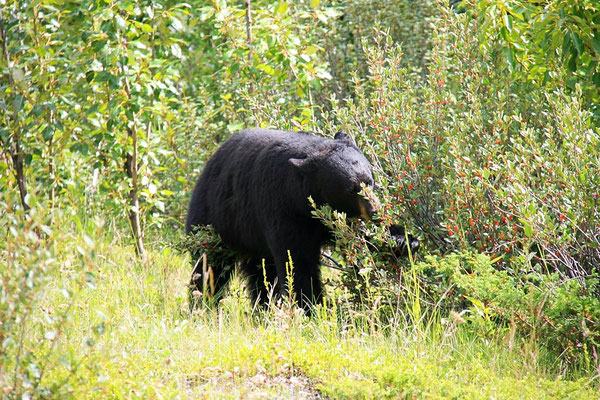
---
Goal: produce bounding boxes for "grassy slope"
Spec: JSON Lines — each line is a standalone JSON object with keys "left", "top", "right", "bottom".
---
{"left": 36, "top": 240, "right": 597, "bottom": 399}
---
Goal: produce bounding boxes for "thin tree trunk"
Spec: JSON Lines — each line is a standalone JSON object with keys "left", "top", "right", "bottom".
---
{"left": 114, "top": 21, "right": 145, "bottom": 260}
{"left": 122, "top": 75, "right": 145, "bottom": 259}
{"left": 1, "top": 13, "right": 29, "bottom": 211}
{"left": 124, "top": 124, "right": 145, "bottom": 259}
{"left": 48, "top": 113, "right": 56, "bottom": 206}
{"left": 245, "top": 0, "right": 252, "bottom": 62}
{"left": 11, "top": 139, "right": 29, "bottom": 211}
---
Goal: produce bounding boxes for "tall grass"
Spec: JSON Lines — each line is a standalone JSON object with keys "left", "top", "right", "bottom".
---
{"left": 3, "top": 207, "right": 596, "bottom": 398}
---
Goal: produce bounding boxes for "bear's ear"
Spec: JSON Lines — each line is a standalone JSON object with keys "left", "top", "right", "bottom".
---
{"left": 289, "top": 157, "right": 311, "bottom": 171}
{"left": 334, "top": 131, "right": 357, "bottom": 147}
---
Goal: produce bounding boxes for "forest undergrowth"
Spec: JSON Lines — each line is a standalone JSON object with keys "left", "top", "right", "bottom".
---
{"left": 2, "top": 0, "right": 599, "bottom": 398}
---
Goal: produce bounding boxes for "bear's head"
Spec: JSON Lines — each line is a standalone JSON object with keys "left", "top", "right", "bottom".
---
{"left": 290, "top": 131, "right": 380, "bottom": 221}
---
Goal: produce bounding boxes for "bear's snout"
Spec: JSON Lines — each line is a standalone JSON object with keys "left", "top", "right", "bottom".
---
{"left": 359, "top": 188, "right": 381, "bottom": 222}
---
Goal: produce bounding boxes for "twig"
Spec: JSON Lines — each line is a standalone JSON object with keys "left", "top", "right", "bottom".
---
{"left": 321, "top": 253, "right": 350, "bottom": 272}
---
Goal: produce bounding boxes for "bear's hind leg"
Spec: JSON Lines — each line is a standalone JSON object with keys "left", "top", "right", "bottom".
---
{"left": 189, "top": 253, "right": 235, "bottom": 309}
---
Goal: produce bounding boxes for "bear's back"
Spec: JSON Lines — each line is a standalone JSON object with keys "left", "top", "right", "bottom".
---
{"left": 226, "top": 129, "right": 325, "bottom": 154}
{"left": 186, "top": 129, "right": 328, "bottom": 242}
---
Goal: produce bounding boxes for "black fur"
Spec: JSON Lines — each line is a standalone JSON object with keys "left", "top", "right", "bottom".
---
{"left": 186, "top": 129, "right": 380, "bottom": 311}
{"left": 389, "top": 224, "right": 420, "bottom": 258}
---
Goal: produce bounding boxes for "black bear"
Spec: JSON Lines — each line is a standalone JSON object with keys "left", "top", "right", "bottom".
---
{"left": 186, "top": 128, "right": 380, "bottom": 311}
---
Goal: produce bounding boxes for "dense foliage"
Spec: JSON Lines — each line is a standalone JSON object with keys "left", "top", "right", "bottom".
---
{"left": 1, "top": 0, "right": 599, "bottom": 397}
{"left": 473, "top": 0, "right": 600, "bottom": 118}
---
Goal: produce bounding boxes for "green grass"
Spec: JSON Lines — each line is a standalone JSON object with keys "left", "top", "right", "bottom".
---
{"left": 11, "top": 236, "right": 599, "bottom": 399}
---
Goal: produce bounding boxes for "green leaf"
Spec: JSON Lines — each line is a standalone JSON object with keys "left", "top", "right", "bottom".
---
{"left": 227, "top": 122, "right": 244, "bottom": 133}
{"left": 94, "top": 71, "right": 114, "bottom": 83}
{"left": 13, "top": 94, "right": 24, "bottom": 112}
{"left": 30, "top": 104, "right": 43, "bottom": 117}
{"left": 592, "top": 72, "right": 600, "bottom": 87}
{"left": 316, "top": 10, "right": 328, "bottom": 24}
{"left": 115, "top": 15, "right": 127, "bottom": 31}
{"left": 500, "top": 27, "right": 510, "bottom": 42}
{"left": 92, "top": 40, "right": 107, "bottom": 52}
{"left": 512, "top": 41, "right": 526, "bottom": 52}
{"left": 316, "top": 69, "right": 332, "bottom": 80}
{"left": 503, "top": 13, "right": 512, "bottom": 32}
{"left": 304, "top": 45, "right": 318, "bottom": 55}
{"left": 587, "top": 61, "right": 598, "bottom": 76}
{"left": 568, "top": 54, "right": 578, "bottom": 72}
{"left": 170, "top": 16, "right": 183, "bottom": 31}
{"left": 520, "top": 218, "right": 533, "bottom": 238}
{"left": 59, "top": 355, "right": 72, "bottom": 371}
{"left": 12, "top": 68, "right": 24, "bottom": 83}
{"left": 505, "top": 47, "right": 516, "bottom": 71}
{"left": 276, "top": 2, "right": 289, "bottom": 15}
{"left": 572, "top": 33, "right": 583, "bottom": 55}
{"left": 592, "top": 35, "right": 600, "bottom": 54}
{"left": 87, "top": 104, "right": 99, "bottom": 115}
{"left": 140, "top": 23, "right": 153, "bottom": 33}
{"left": 258, "top": 63, "right": 276, "bottom": 75}
{"left": 42, "top": 126, "right": 54, "bottom": 141}
{"left": 170, "top": 43, "right": 182, "bottom": 59}
{"left": 562, "top": 32, "right": 572, "bottom": 59}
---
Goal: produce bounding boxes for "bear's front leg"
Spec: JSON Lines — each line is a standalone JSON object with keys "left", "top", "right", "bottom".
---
{"left": 266, "top": 226, "right": 325, "bottom": 314}
{"left": 241, "top": 257, "right": 278, "bottom": 309}
{"left": 288, "top": 249, "right": 323, "bottom": 312}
